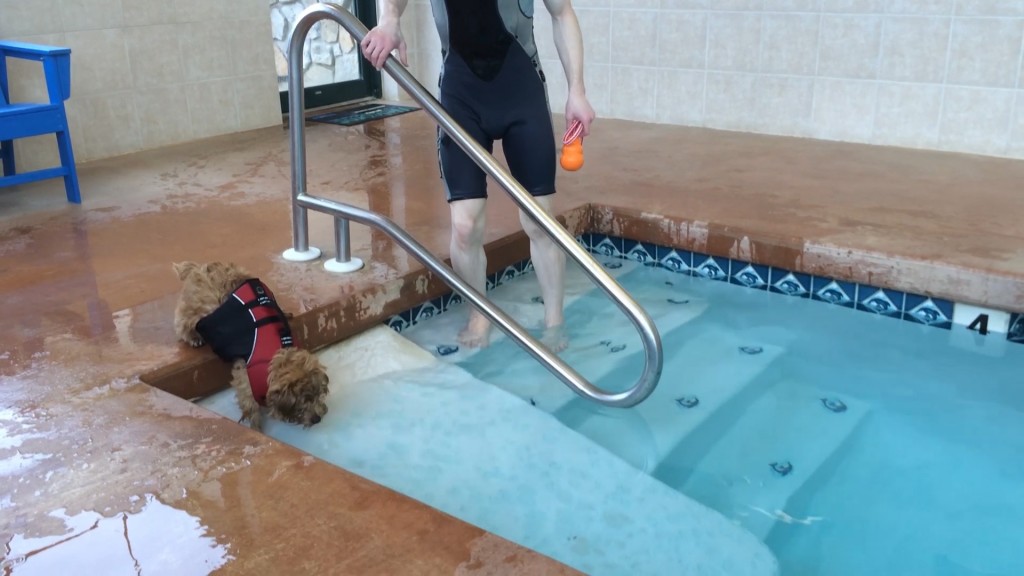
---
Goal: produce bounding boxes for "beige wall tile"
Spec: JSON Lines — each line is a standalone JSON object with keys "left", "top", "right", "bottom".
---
{"left": 821, "top": 0, "right": 884, "bottom": 12}
{"left": 707, "top": 12, "right": 762, "bottom": 72}
{"left": 939, "top": 87, "right": 1015, "bottom": 155}
{"left": 879, "top": 16, "right": 951, "bottom": 83}
{"left": 704, "top": 72, "right": 756, "bottom": 130}
{"left": 64, "top": 28, "right": 133, "bottom": 97}
{"left": 1007, "top": 92, "right": 1024, "bottom": 157}
{"left": 234, "top": 73, "right": 284, "bottom": 131}
{"left": 60, "top": 0, "right": 125, "bottom": 32}
{"left": 179, "top": 21, "right": 236, "bottom": 82}
{"left": 873, "top": 82, "right": 942, "bottom": 148}
{"left": 186, "top": 79, "right": 240, "bottom": 140}
{"left": 763, "top": 0, "right": 819, "bottom": 12}
{"left": 811, "top": 78, "right": 877, "bottom": 142}
{"left": 70, "top": 91, "right": 141, "bottom": 161}
{"left": 761, "top": 13, "right": 820, "bottom": 75}
{"left": 124, "top": 25, "right": 185, "bottom": 90}
{"left": 609, "top": 66, "right": 657, "bottom": 123}
{"left": 0, "top": 0, "right": 63, "bottom": 37}
{"left": 135, "top": 86, "right": 192, "bottom": 149}
{"left": 611, "top": 10, "right": 659, "bottom": 67}
{"left": 655, "top": 69, "right": 705, "bottom": 126}
{"left": 661, "top": 0, "right": 709, "bottom": 9}
{"left": 578, "top": 9, "right": 612, "bottom": 66}
{"left": 956, "top": 0, "right": 1024, "bottom": 17}
{"left": 885, "top": 1, "right": 954, "bottom": 15}
{"left": 818, "top": 15, "right": 882, "bottom": 79}
{"left": 122, "top": 0, "right": 179, "bottom": 27}
{"left": 752, "top": 75, "right": 814, "bottom": 135}
{"left": 229, "top": 18, "right": 279, "bottom": 77}
{"left": 657, "top": 11, "right": 707, "bottom": 70}
{"left": 946, "top": 18, "right": 1023, "bottom": 88}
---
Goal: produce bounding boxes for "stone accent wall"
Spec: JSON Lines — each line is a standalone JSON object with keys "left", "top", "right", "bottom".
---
{"left": 269, "top": 0, "right": 360, "bottom": 92}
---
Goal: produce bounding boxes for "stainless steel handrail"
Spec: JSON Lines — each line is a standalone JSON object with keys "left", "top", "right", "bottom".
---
{"left": 285, "top": 2, "right": 663, "bottom": 407}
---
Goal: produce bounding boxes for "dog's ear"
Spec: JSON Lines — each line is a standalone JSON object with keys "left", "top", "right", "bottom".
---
{"left": 173, "top": 261, "right": 199, "bottom": 281}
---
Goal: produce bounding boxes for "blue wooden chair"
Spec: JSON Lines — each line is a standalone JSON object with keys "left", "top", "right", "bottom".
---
{"left": 0, "top": 40, "right": 80, "bottom": 204}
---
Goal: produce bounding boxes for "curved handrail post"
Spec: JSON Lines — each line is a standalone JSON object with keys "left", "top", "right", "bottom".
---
{"left": 281, "top": 9, "right": 322, "bottom": 262}
{"left": 283, "top": 3, "right": 664, "bottom": 408}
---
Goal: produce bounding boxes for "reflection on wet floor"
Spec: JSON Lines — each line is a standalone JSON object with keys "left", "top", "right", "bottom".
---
{"left": 2, "top": 495, "right": 233, "bottom": 575}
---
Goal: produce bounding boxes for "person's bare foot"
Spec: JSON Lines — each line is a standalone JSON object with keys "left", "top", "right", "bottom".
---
{"left": 457, "top": 311, "right": 492, "bottom": 348}
{"left": 541, "top": 324, "right": 568, "bottom": 353}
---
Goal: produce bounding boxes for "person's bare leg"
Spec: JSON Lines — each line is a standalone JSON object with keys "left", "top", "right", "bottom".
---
{"left": 519, "top": 195, "right": 568, "bottom": 352}
{"left": 449, "top": 198, "right": 492, "bottom": 347}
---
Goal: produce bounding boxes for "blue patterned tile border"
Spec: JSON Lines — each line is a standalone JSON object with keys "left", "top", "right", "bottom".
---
{"left": 383, "top": 233, "right": 1022, "bottom": 345}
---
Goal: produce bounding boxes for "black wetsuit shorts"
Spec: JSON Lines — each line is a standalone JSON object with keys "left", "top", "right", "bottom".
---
{"left": 433, "top": 0, "right": 556, "bottom": 203}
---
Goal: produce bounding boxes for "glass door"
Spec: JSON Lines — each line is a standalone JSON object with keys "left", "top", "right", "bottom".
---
{"left": 270, "top": 0, "right": 382, "bottom": 113}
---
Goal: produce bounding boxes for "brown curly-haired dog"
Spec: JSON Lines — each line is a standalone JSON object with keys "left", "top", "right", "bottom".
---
{"left": 172, "top": 261, "right": 330, "bottom": 431}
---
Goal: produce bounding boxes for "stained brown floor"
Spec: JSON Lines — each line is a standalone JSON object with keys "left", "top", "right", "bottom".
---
{"left": 2, "top": 110, "right": 1022, "bottom": 574}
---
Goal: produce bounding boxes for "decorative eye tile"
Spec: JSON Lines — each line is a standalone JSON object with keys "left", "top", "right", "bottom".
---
{"left": 739, "top": 346, "right": 763, "bottom": 355}
{"left": 415, "top": 302, "right": 440, "bottom": 324}
{"left": 664, "top": 281, "right": 674, "bottom": 286}
{"left": 694, "top": 256, "right": 727, "bottom": 281}
{"left": 624, "top": 240, "right": 654, "bottom": 264}
{"left": 812, "top": 278, "right": 855, "bottom": 308}
{"left": 387, "top": 316, "right": 409, "bottom": 333}
{"left": 501, "top": 265, "right": 518, "bottom": 283}
{"left": 770, "top": 461, "right": 793, "bottom": 477}
{"left": 821, "top": 398, "right": 847, "bottom": 413}
{"left": 444, "top": 292, "right": 464, "bottom": 310}
{"left": 904, "top": 297, "right": 952, "bottom": 327}
{"left": 770, "top": 270, "right": 810, "bottom": 297}
{"left": 1010, "top": 314, "right": 1024, "bottom": 343}
{"left": 667, "top": 298, "right": 689, "bottom": 304}
{"left": 604, "top": 261, "right": 623, "bottom": 269}
{"left": 731, "top": 263, "right": 768, "bottom": 289}
{"left": 659, "top": 249, "right": 692, "bottom": 274}
{"left": 675, "top": 395, "right": 699, "bottom": 408}
{"left": 592, "top": 237, "right": 622, "bottom": 258}
{"left": 436, "top": 344, "right": 459, "bottom": 356}
{"left": 600, "top": 340, "right": 612, "bottom": 346}
{"left": 531, "top": 295, "right": 544, "bottom": 304}
{"left": 858, "top": 288, "right": 903, "bottom": 317}
{"left": 610, "top": 344, "right": 626, "bottom": 353}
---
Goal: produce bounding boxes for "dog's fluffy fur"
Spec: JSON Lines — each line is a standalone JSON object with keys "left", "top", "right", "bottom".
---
{"left": 172, "top": 261, "right": 329, "bottom": 431}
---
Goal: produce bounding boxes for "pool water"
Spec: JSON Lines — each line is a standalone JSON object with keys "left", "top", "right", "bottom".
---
{"left": 199, "top": 257, "right": 1024, "bottom": 575}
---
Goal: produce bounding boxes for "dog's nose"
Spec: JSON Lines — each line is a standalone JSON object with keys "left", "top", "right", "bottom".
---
{"left": 311, "top": 414, "right": 321, "bottom": 424}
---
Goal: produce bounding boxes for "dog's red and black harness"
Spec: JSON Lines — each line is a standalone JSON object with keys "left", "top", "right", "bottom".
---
{"left": 195, "top": 279, "right": 294, "bottom": 406}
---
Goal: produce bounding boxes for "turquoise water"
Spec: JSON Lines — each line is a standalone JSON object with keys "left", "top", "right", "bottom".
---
{"left": 199, "top": 257, "right": 1024, "bottom": 575}
{"left": 403, "top": 259, "right": 1024, "bottom": 576}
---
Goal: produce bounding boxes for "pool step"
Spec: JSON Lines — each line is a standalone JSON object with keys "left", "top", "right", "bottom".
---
{"left": 405, "top": 260, "right": 711, "bottom": 414}
{"left": 550, "top": 325, "right": 786, "bottom": 473}
{"left": 200, "top": 325, "right": 780, "bottom": 576}
{"left": 400, "top": 257, "right": 646, "bottom": 364}
{"left": 658, "top": 379, "right": 870, "bottom": 540}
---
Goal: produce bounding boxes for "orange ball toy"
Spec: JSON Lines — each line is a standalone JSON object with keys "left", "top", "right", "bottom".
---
{"left": 560, "top": 120, "right": 585, "bottom": 171}
{"left": 560, "top": 139, "right": 584, "bottom": 171}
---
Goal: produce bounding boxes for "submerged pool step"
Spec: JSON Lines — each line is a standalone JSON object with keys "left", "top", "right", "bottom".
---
{"left": 202, "top": 325, "right": 781, "bottom": 576}
{"left": 659, "top": 380, "right": 870, "bottom": 541}
{"left": 551, "top": 325, "right": 786, "bottom": 473}
{"left": 400, "top": 257, "right": 646, "bottom": 364}
{"left": 404, "top": 260, "right": 711, "bottom": 413}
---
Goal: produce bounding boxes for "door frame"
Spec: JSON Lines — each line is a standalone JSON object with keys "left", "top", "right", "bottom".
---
{"left": 279, "top": 0, "right": 382, "bottom": 114}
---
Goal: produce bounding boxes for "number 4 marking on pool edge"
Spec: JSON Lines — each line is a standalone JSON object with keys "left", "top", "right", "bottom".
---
{"left": 968, "top": 313, "right": 989, "bottom": 336}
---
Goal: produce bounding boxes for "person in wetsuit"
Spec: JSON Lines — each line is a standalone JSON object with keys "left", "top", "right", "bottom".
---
{"left": 361, "top": 0, "right": 595, "bottom": 350}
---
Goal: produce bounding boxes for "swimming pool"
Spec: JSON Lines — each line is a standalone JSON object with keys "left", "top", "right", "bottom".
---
{"left": 198, "top": 241, "right": 1024, "bottom": 575}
